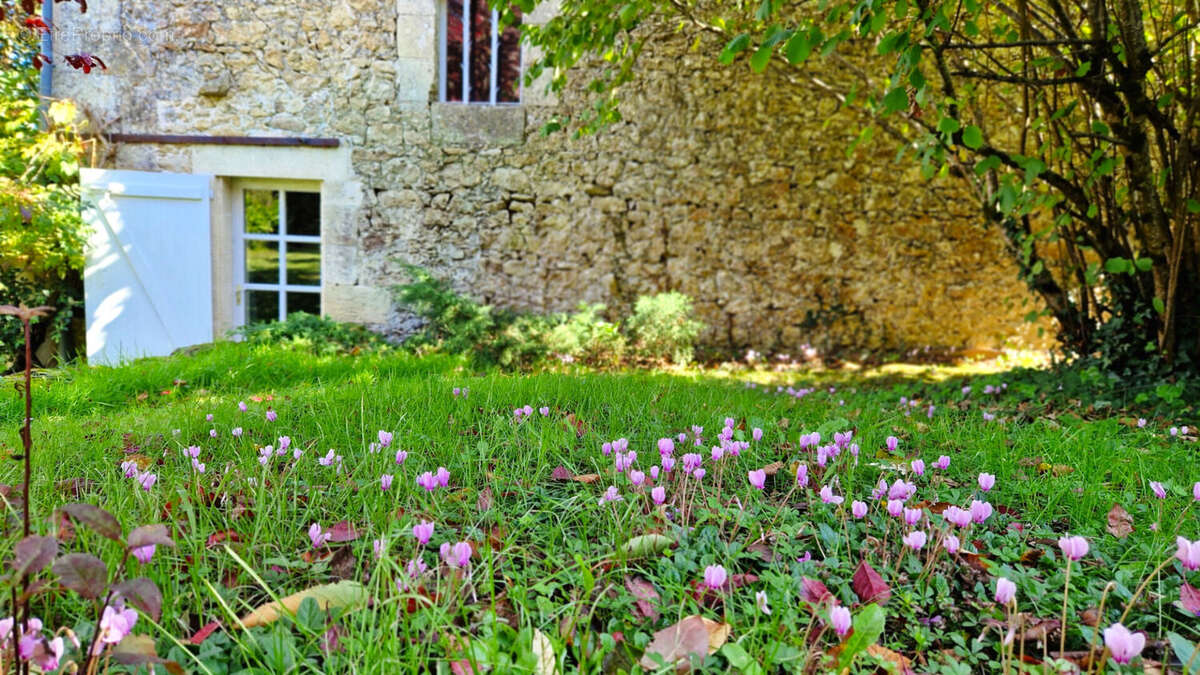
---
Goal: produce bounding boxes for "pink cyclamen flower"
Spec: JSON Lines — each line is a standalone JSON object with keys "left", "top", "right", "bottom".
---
{"left": 452, "top": 387, "right": 461, "bottom": 397}
{"left": 523, "top": 405, "right": 533, "bottom": 416}
{"left": 1176, "top": 537, "right": 1200, "bottom": 571}
{"left": 238, "top": 401, "right": 247, "bottom": 412}
{"left": 380, "top": 474, "right": 394, "bottom": 491}
{"left": 935, "top": 455, "right": 950, "bottom": 470}
{"left": 1194, "top": 481, "right": 1200, "bottom": 501}
{"left": 278, "top": 436, "right": 291, "bottom": 452}
{"left": 752, "top": 427, "right": 763, "bottom": 441}
{"left": 209, "top": 429, "right": 218, "bottom": 438}
{"left": 435, "top": 466, "right": 450, "bottom": 487}
{"left": 31, "top": 636, "right": 63, "bottom": 672}
{"left": 131, "top": 544, "right": 156, "bottom": 564}
{"left": 1171, "top": 426, "right": 1179, "bottom": 436}
{"left": 319, "top": 449, "right": 337, "bottom": 466}
{"left": 711, "top": 445, "right": 725, "bottom": 462}
{"left": 185, "top": 445, "right": 201, "bottom": 459}
{"left": 373, "top": 539, "right": 385, "bottom": 559}
{"left": 994, "top": 577, "right": 1016, "bottom": 604}
{"left": 748, "top": 469, "right": 767, "bottom": 490}
{"left": 599, "top": 486, "right": 622, "bottom": 505}
{"left": 121, "top": 460, "right": 139, "bottom": 478}
{"left": 395, "top": 450, "right": 408, "bottom": 465}
{"left": 539, "top": 407, "right": 550, "bottom": 416}
{"left": 911, "top": 459, "right": 925, "bottom": 476}
{"left": 205, "top": 413, "right": 214, "bottom": 422}
{"left": 902, "top": 530, "right": 927, "bottom": 550}
{"left": 830, "top": 606, "right": 852, "bottom": 637}
{"left": 871, "top": 479, "right": 887, "bottom": 500}
{"left": 819, "top": 485, "right": 844, "bottom": 505}
{"left": 888, "top": 480, "right": 916, "bottom": 502}
{"left": 851, "top": 500, "right": 868, "bottom": 519}
{"left": 308, "top": 523, "right": 331, "bottom": 548}
{"left": 969, "top": 500, "right": 994, "bottom": 524}
{"left": 1058, "top": 536, "right": 1089, "bottom": 561}
{"left": 682, "top": 453, "right": 702, "bottom": 473}
{"left": 795, "top": 463, "right": 809, "bottom": 488}
{"left": 137, "top": 472, "right": 157, "bottom": 491}
{"left": 97, "top": 604, "right": 138, "bottom": 644}
{"left": 1150, "top": 481, "right": 1166, "bottom": 499}
{"left": 944, "top": 534, "right": 960, "bottom": 555}
{"left": 887, "top": 500, "right": 905, "bottom": 518}
{"left": 886, "top": 436, "right": 899, "bottom": 452}
{"left": 440, "top": 541, "right": 472, "bottom": 568}
{"left": 661, "top": 456, "right": 676, "bottom": 473}
{"left": 756, "top": 590, "right": 771, "bottom": 615}
{"left": 416, "top": 472, "right": 438, "bottom": 491}
{"left": 191, "top": 459, "right": 205, "bottom": 473}
{"left": 943, "top": 506, "right": 972, "bottom": 528}
{"left": 1103, "top": 623, "right": 1145, "bottom": 664}
{"left": 629, "top": 469, "right": 646, "bottom": 486}
{"left": 903, "top": 508, "right": 923, "bottom": 526}
{"left": 649, "top": 466, "right": 660, "bottom": 481}
{"left": 651, "top": 486, "right": 667, "bottom": 504}
{"left": 927, "top": 404, "right": 935, "bottom": 418}
{"left": 977, "top": 473, "right": 996, "bottom": 491}
{"left": 231, "top": 427, "right": 243, "bottom": 438}
{"left": 378, "top": 430, "right": 393, "bottom": 448}
{"left": 413, "top": 520, "right": 435, "bottom": 546}
{"left": 266, "top": 410, "right": 277, "bottom": 422}
{"left": 658, "top": 438, "right": 674, "bottom": 456}
{"left": 693, "top": 468, "right": 707, "bottom": 481}
{"left": 703, "top": 564, "right": 728, "bottom": 590}
{"left": 1137, "top": 417, "right": 1147, "bottom": 428}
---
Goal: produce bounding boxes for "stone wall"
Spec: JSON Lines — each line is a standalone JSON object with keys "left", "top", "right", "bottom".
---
{"left": 54, "top": 0, "right": 1048, "bottom": 355}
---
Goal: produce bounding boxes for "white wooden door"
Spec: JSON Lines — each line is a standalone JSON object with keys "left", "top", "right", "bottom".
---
{"left": 81, "top": 169, "right": 214, "bottom": 365}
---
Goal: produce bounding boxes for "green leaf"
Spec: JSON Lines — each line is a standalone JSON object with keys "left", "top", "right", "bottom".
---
{"left": 1104, "top": 257, "right": 1132, "bottom": 274}
{"left": 721, "top": 643, "right": 754, "bottom": 669}
{"left": 1134, "top": 257, "right": 1152, "bottom": 272}
{"left": 1186, "top": 198, "right": 1200, "bottom": 214}
{"left": 1075, "top": 60, "right": 1092, "bottom": 76}
{"left": 617, "top": 3, "right": 638, "bottom": 26}
{"left": 882, "top": 87, "right": 907, "bottom": 113}
{"left": 1167, "top": 632, "right": 1196, "bottom": 673}
{"left": 974, "top": 155, "right": 1001, "bottom": 175}
{"left": 838, "top": 604, "right": 886, "bottom": 669}
{"left": 937, "top": 116, "right": 960, "bottom": 134}
{"left": 783, "top": 31, "right": 812, "bottom": 64}
{"left": 620, "top": 534, "right": 673, "bottom": 558}
{"left": 719, "top": 34, "right": 751, "bottom": 65}
{"left": 1153, "top": 297, "right": 1165, "bottom": 314}
{"left": 962, "top": 125, "right": 983, "bottom": 149}
{"left": 750, "top": 44, "right": 774, "bottom": 72}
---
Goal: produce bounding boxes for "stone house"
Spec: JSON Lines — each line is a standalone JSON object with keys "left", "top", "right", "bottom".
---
{"left": 51, "top": 0, "right": 1044, "bottom": 363}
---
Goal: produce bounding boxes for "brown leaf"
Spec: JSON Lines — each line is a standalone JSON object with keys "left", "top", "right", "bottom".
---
{"left": 1078, "top": 607, "right": 1100, "bottom": 627}
{"left": 625, "top": 576, "right": 661, "bottom": 622}
{"left": 851, "top": 560, "right": 891, "bottom": 605}
{"left": 563, "top": 413, "right": 588, "bottom": 438}
{"left": 326, "top": 520, "right": 359, "bottom": 543}
{"left": 329, "top": 546, "right": 357, "bottom": 581}
{"left": 1018, "top": 549, "right": 1044, "bottom": 566}
{"left": 1106, "top": 503, "right": 1134, "bottom": 539}
{"left": 759, "top": 461, "right": 785, "bottom": 476}
{"left": 638, "top": 615, "right": 730, "bottom": 670}
{"left": 206, "top": 530, "right": 241, "bottom": 549}
{"left": 799, "top": 577, "right": 834, "bottom": 604}
{"left": 572, "top": 474, "right": 600, "bottom": 484}
{"left": 866, "top": 644, "right": 915, "bottom": 674}
{"left": 962, "top": 552, "right": 992, "bottom": 571}
{"left": 747, "top": 541, "right": 778, "bottom": 563}
{"left": 476, "top": 487, "right": 493, "bottom": 512}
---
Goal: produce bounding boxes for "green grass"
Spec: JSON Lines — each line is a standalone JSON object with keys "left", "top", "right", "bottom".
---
{"left": 2, "top": 343, "right": 1197, "bottom": 673}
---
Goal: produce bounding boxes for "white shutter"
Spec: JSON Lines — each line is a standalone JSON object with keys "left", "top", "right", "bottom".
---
{"left": 81, "top": 169, "right": 215, "bottom": 365}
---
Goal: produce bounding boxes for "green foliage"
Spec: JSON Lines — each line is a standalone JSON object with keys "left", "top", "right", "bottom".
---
{"left": 626, "top": 291, "right": 704, "bottom": 364}
{"left": 545, "top": 303, "right": 627, "bottom": 367}
{"left": 0, "top": 23, "right": 88, "bottom": 371}
{"left": 233, "top": 312, "right": 391, "bottom": 355}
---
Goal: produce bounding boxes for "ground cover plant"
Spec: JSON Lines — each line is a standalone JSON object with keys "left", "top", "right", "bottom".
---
{"left": 0, "top": 338, "right": 1198, "bottom": 672}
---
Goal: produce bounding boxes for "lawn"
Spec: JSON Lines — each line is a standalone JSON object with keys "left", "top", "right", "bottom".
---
{"left": 2, "top": 343, "right": 1197, "bottom": 673}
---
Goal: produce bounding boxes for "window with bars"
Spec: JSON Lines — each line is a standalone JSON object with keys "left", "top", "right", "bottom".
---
{"left": 236, "top": 189, "right": 322, "bottom": 325}
{"left": 439, "top": 0, "right": 522, "bottom": 103}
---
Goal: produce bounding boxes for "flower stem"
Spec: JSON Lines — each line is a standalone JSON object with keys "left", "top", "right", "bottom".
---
{"left": 1059, "top": 558, "right": 1072, "bottom": 656}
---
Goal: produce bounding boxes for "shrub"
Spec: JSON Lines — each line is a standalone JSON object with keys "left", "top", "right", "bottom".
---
{"left": 233, "top": 312, "right": 389, "bottom": 355}
{"left": 545, "top": 303, "right": 627, "bottom": 367}
{"left": 626, "top": 292, "right": 704, "bottom": 364}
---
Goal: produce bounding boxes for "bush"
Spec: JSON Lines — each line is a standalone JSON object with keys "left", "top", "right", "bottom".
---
{"left": 233, "top": 312, "right": 389, "bottom": 355}
{"left": 545, "top": 303, "right": 627, "bottom": 367}
{"left": 626, "top": 292, "right": 704, "bottom": 364}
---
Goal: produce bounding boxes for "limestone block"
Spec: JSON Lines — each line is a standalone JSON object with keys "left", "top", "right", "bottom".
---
{"left": 396, "top": 14, "right": 436, "bottom": 60}
{"left": 395, "top": 58, "right": 436, "bottom": 103}
{"left": 325, "top": 285, "right": 393, "bottom": 324}
{"left": 431, "top": 103, "right": 525, "bottom": 147}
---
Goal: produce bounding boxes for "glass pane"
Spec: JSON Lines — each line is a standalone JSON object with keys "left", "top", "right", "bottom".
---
{"left": 468, "top": 0, "right": 492, "bottom": 102}
{"left": 244, "top": 190, "right": 279, "bottom": 234}
{"left": 247, "top": 291, "right": 279, "bottom": 324}
{"left": 498, "top": 9, "right": 521, "bottom": 103}
{"left": 445, "top": 0, "right": 464, "bottom": 102}
{"left": 286, "top": 242, "right": 321, "bottom": 286}
{"left": 286, "top": 192, "right": 320, "bottom": 236}
{"left": 245, "top": 240, "right": 279, "bottom": 284}
{"left": 287, "top": 292, "right": 321, "bottom": 317}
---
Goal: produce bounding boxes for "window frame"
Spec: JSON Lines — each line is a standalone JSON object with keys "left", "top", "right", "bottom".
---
{"left": 231, "top": 178, "right": 323, "bottom": 326}
{"left": 437, "top": 0, "right": 522, "bottom": 105}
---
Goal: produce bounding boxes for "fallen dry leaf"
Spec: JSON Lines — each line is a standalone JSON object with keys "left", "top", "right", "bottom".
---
{"left": 476, "top": 487, "right": 493, "bottom": 512}
{"left": 532, "top": 628, "right": 557, "bottom": 675}
{"left": 625, "top": 576, "right": 661, "bottom": 622}
{"left": 572, "top": 474, "right": 600, "bottom": 484}
{"left": 639, "top": 615, "right": 730, "bottom": 671}
{"left": 759, "top": 461, "right": 785, "bottom": 476}
{"left": 852, "top": 560, "right": 891, "bottom": 605}
{"left": 1106, "top": 503, "right": 1134, "bottom": 539}
{"left": 866, "top": 644, "right": 915, "bottom": 674}
{"left": 1180, "top": 582, "right": 1200, "bottom": 616}
{"left": 550, "top": 466, "right": 572, "bottom": 481}
{"left": 239, "top": 581, "right": 367, "bottom": 628}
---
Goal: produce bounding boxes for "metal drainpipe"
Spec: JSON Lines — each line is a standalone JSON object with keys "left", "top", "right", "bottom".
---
{"left": 38, "top": 0, "right": 53, "bottom": 122}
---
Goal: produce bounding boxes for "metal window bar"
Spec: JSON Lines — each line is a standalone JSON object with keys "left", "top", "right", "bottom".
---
{"left": 244, "top": 283, "right": 322, "bottom": 293}
{"left": 461, "top": 0, "right": 470, "bottom": 102}
{"left": 241, "top": 234, "right": 321, "bottom": 244}
{"left": 277, "top": 190, "right": 287, "bottom": 321}
{"left": 437, "top": 9, "right": 447, "bottom": 102}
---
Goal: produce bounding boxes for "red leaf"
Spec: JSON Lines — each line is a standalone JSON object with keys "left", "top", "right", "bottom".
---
{"left": 1181, "top": 582, "right": 1200, "bottom": 616}
{"left": 326, "top": 520, "right": 359, "bottom": 543}
{"left": 852, "top": 560, "right": 891, "bottom": 605}
{"left": 625, "top": 576, "right": 660, "bottom": 622}
{"left": 206, "top": 530, "right": 241, "bottom": 549}
{"left": 187, "top": 621, "right": 220, "bottom": 645}
{"left": 550, "top": 466, "right": 572, "bottom": 481}
{"left": 799, "top": 577, "right": 834, "bottom": 604}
